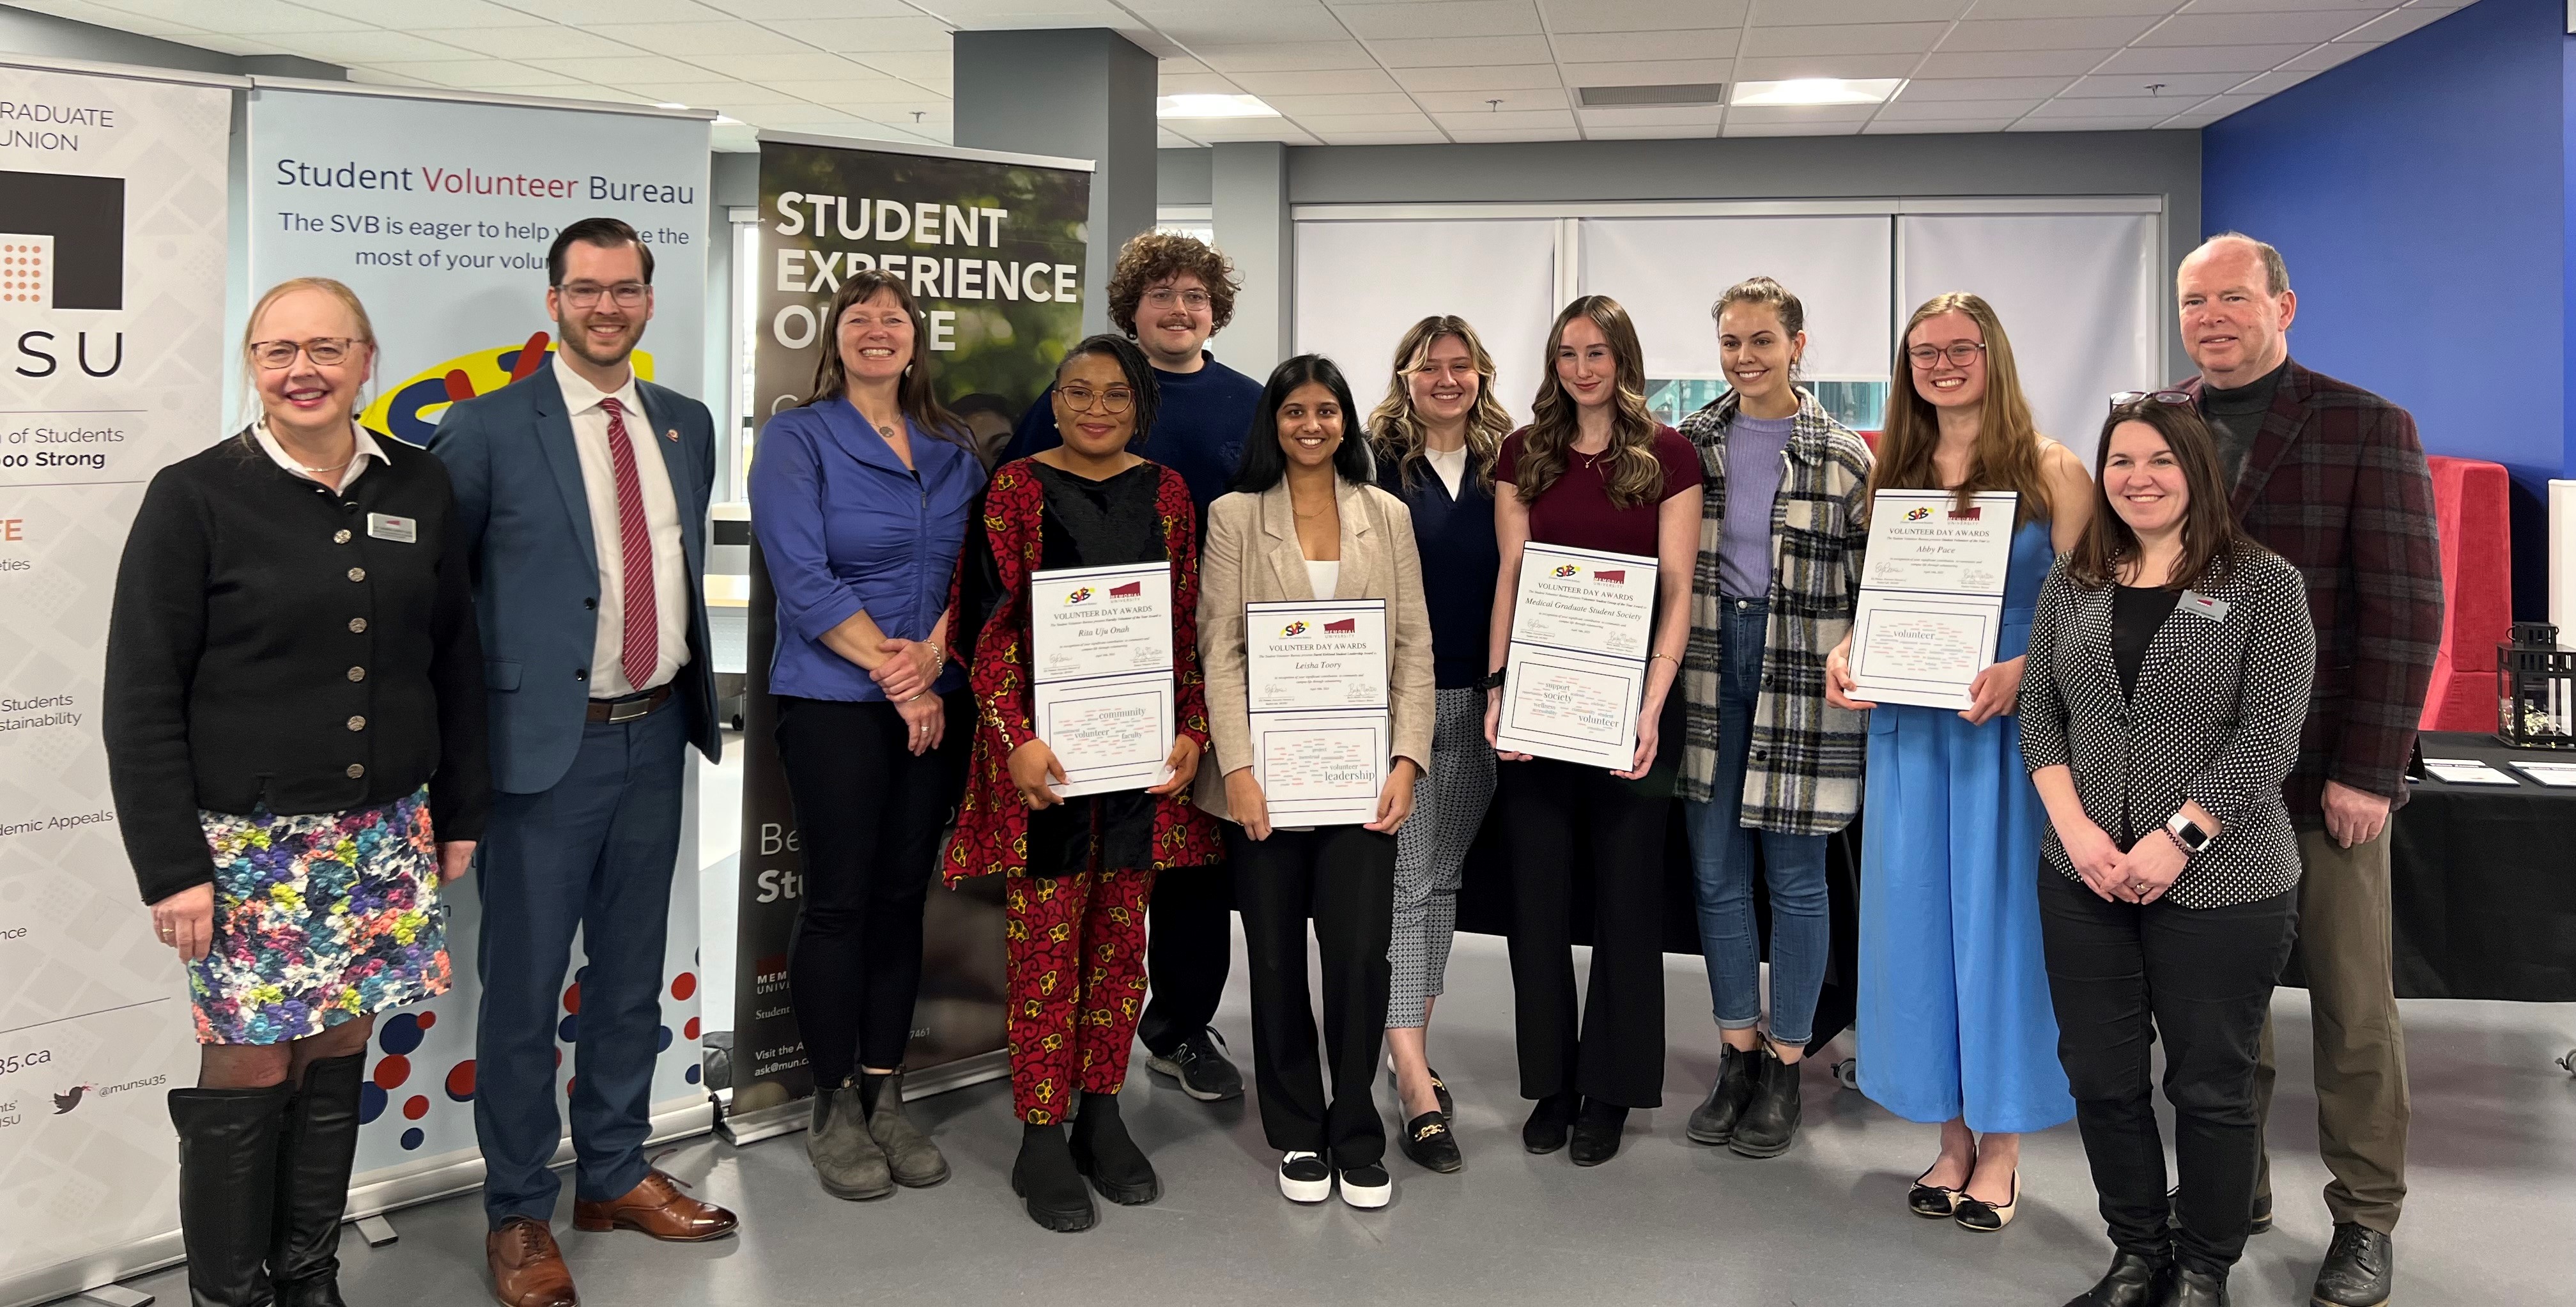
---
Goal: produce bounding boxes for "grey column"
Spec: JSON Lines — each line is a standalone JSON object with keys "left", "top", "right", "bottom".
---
{"left": 953, "top": 29, "right": 1157, "bottom": 338}
{"left": 1210, "top": 141, "right": 1293, "bottom": 380}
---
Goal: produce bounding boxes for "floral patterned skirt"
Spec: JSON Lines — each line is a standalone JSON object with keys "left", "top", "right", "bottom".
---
{"left": 189, "top": 787, "right": 451, "bottom": 1046}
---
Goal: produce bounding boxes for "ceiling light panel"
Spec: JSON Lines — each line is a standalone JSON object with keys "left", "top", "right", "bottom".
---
{"left": 1730, "top": 77, "right": 1907, "bottom": 106}
{"left": 1157, "top": 93, "right": 1283, "bottom": 119}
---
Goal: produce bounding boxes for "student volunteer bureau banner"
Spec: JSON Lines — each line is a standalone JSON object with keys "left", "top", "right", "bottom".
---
{"left": 245, "top": 84, "right": 713, "bottom": 1193}
{"left": 732, "top": 134, "right": 1091, "bottom": 1114}
{"left": 0, "top": 56, "right": 229, "bottom": 1307}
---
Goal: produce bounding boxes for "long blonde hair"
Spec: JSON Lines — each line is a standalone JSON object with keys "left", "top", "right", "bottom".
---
{"left": 1517, "top": 295, "right": 1663, "bottom": 508}
{"left": 238, "top": 277, "right": 377, "bottom": 431}
{"left": 1870, "top": 291, "right": 2053, "bottom": 526}
{"left": 1368, "top": 314, "right": 1509, "bottom": 493}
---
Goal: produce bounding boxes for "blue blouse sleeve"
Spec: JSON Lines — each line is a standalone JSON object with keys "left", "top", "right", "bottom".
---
{"left": 749, "top": 410, "right": 870, "bottom": 645}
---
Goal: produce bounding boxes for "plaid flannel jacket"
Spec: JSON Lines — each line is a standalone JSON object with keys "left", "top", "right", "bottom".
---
{"left": 1676, "top": 389, "right": 1874, "bottom": 834}
{"left": 2179, "top": 360, "right": 2442, "bottom": 824}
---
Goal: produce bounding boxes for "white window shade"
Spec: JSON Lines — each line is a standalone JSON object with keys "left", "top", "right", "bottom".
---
{"left": 1578, "top": 216, "right": 1893, "bottom": 382}
{"left": 1293, "top": 218, "right": 1561, "bottom": 428}
{"left": 1897, "top": 213, "right": 2164, "bottom": 465}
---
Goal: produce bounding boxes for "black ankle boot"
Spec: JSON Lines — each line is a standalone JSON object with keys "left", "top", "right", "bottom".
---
{"left": 1520, "top": 1092, "right": 1576, "bottom": 1155}
{"left": 1686, "top": 1045, "right": 1757, "bottom": 1146}
{"left": 2160, "top": 1267, "right": 2228, "bottom": 1307}
{"left": 1011, "top": 1122, "right": 1097, "bottom": 1232}
{"left": 2063, "top": 1250, "right": 2174, "bottom": 1307}
{"left": 171, "top": 1083, "right": 291, "bottom": 1307}
{"left": 1068, "top": 1092, "right": 1159, "bottom": 1205}
{"left": 1730, "top": 1047, "right": 1803, "bottom": 1158}
{"left": 272, "top": 1054, "right": 366, "bottom": 1307}
{"left": 1569, "top": 1099, "right": 1628, "bottom": 1166}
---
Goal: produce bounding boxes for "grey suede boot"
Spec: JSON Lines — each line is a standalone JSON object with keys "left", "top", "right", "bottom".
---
{"left": 861, "top": 1069, "right": 950, "bottom": 1188}
{"left": 808, "top": 1081, "right": 893, "bottom": 1200}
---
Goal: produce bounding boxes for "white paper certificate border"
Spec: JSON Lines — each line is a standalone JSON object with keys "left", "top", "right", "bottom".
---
{"left": 1032, "top": 672, "right": 1175, "bottom": 797}
{"left": 1252, "top": 710, "right": 1390, "bottom": 824}
{"left": 1244, "top": 598, "right": 1391, "bottom": 713}
{"left": 1496, "top": 646, "right": 1642, "bottom": 770}
{"left": 1028, "top": 560, "right": 1175, "bottom": 684}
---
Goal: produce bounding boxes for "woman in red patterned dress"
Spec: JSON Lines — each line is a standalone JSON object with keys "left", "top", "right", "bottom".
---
{"left": 946, "top": 333, "right": 1224, "bottom": 1234}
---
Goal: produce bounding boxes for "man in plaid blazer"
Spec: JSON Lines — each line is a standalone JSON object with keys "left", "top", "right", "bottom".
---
{"left": 2173, "top": 233, "right": 2442, "bottom": 1307}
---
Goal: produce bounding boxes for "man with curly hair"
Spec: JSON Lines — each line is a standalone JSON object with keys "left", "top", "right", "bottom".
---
{"left": 1005, "top": 229, "right": 1264, "bottom": 1103}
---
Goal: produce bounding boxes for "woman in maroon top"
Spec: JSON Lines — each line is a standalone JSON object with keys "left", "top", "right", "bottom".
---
{"left": 1483, "top": 295, "right": 1702, "bottom": 1165}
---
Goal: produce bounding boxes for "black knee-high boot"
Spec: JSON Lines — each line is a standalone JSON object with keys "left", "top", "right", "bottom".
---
{"left": 272, "top": 1053, "right": 365, "bottom": 1307}
{"left": 170, "top": 1083, "right": 291, "bottom": 1307}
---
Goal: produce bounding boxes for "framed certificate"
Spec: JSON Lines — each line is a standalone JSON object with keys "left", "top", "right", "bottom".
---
{"left": 1244, "top": 599, "right": 1390, "bottom": 825}
{"left": 1497, "top": 544, "right": 1658, "bottom": 769}
{"left": 1028, "top": 561, "right": 1177, "bottom": 797}
{"left": 1847, "top": 490, "right": 2019, "bottom": 711}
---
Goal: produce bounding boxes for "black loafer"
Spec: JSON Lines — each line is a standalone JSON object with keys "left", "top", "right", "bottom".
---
{"left": 1521, "top": 1093, "right": 1575, "bottom": 1154}
{"left": 1427, "top": 1067, "right": 1455, "bottom": 1118}
{"left": 1568, "top": 1099, "right": 1626, "bottom": 1166}
{"left": 1396, "top": 1110, "right": 1462, "bottom": 1173}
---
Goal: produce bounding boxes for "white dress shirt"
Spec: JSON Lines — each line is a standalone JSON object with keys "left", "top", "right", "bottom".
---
{"left": 552, "top": 352, "right": 689, "bottom": 697}
{"left": 254, "top": 420, "right": 389, "bottom": 491}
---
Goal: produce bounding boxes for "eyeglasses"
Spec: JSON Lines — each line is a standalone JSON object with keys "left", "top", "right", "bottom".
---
{"left": 249, "top": 337, "right": 360, "bottom": 369}
{"left": 1906, "top": 341, "right": 1987, "bottom": 369}
{"left": 1058, "top": 384, "right": 1135, "bottom": 415}
{"left": 1141, "top": 288, "right": 1212, "bottom": 311}
{"left": 557, "top": 281, "right": 651, "bottom": 309}
{"left": 2109, "top": 390, "right": 2195, "bottom": 410}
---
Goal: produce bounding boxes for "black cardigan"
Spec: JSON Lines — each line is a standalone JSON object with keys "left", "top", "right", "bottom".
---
{"left": 103, "top": 429, "right": 491, "bottom": 904}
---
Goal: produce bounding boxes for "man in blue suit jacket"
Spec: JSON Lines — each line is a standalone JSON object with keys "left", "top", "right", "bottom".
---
{"left": 430, "top": 218, "right": 734, "bottom": 1307}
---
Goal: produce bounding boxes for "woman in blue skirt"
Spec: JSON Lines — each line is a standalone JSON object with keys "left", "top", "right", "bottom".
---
{"left": 1828, "top": 292, "right": 2094, "bottom": 1232}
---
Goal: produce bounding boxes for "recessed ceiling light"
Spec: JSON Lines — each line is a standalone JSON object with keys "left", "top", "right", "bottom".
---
{"left": 1730, "top": 78, "right": 1906, "bottom": 107}
{"left": 1156, "top": 93, "right": 1279, "bottom": 120}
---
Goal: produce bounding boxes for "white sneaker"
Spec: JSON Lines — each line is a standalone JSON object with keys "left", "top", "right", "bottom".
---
{"left": 1338, "top": 1161, "right": 1391, "bottom": 1209}
{"left": 1278, "top": 1150, "right": 1332, "bottom": 1203}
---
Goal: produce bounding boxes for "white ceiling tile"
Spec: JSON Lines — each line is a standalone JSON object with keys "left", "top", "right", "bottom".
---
{"left": 1179, "top": 122, "right": 1323, "bottom": 143}
{"left": 1389, "top": 63, "right": 1565, "bottom": 91}
{"left": 520, "top": 54, "right": 718, "bottom": 82}
{"left": 1197, "top": 42, "right": 1380, "bottom": 71}
{"left": 1228, "top": 68, "right": 1404, "bottom": 94}
{"left": 844, "top": 51, "right": 951, "bottom": 79}
{"left": 346, "top": 69, "right": 445, "bottom": 88}
{"left": 1864, "top": 116, "right": 2023, "bottom": 132}
{"left": 2177, "top": 0, "right": 2382, "bottom": 10}
{"left": 1, "top": 0, "right": 208, "bottom": 36}
{"left": 929, "top": 0, "right": 1128, "bottom": 17}
{"left": 2227, "top": 65, "right": 2320, "bottom": 95}
{"left": 370, "top": 60, "right": 567, "bottom": 86}
{"left": 1313, "top": 130, "right": 1454, "bottom": 143}
{"left": 2095, "top": 43, "right": 2312, "bottom": 73}
{"left": 1366, "top": 35, "right": 1558, "bottom": 66}
{"left": 1290, "top": 112, "right": 1443, "bottom": 133}
{"left": 1260, "top": 92, "right": 1429, "bottom": 114}
{"left": 2334, "top": 6, "right": 2453, "bottom": 42}
{"left": 1732, "top": 52, "right": 1924, "bottom": 79}
{"left": 1543, "top": 0, "right": 1750, "bottom": 32}
{"left": 1447, "top": 126, "right": 1581, "bottom": 140}
{"left": 1910, "top": 49, "right": 2118, "bottom": 76}
{"left": 1573, "top": 104, "right": 1728, "bottom": 127}
{"left": 1152, "top": 9, "right": 1352, "bottom": 43}
{"left": 258, "top": 31, "right": 486, "bottom": 64}
{"left": 1897, "top": 75, "right": 2076, "bottom": 99}
{"left": 2059, "top": 71, "right": 2248, "bottom": 97}
{"left": 1875, "top": 96, "right": 2044, "bottom": 119}
{"left": 1426, "top": 107, "right": 1577, "bottom": 129}
{"left": 1961, "top": 0, "right": 2169, "bottom": 15}
{"left": 1557, "top": 58, "right": 1734, "bottom": 86}
{"left": 697, "top": 0, "right": 918, "bottom": 15}
{"left": 2027, "top": 95, "right": 2182, "bottom": 117}
{"left": 2278, "top": 41, "right": 2372, "bottom": 70}
{"left": 618, "top": 80, "right": 817, "bottom": 106}
{"left": 2136, "top": 11, "right": 2379, "bottom": 45}
{"left": 79, "top": 0, "right": 371, "bottom": 32}
{"left": 1742, "top": 22, "right": 1945, "bottom": 56}
{"left": 1552, "top": 29, "right": 1741, "bottom": 62}
{"left": 713, "top": 50, "right": 890, "bottom": 79}
{"left": 1329, "top": 1, "right": 1545, "bottom": 39}
{"left": 1747, "top": 0, "right": 1966, "bottom": 22}
{"left": 2159, "top": 91, "right": 2265, "bottom": 126}
{"left": 1939, "top": 16, "right": 2163, "bottom": 50}
{"left": 170, "top": 35, "right": 293, "bottom": 56}
{"left": 758, "top": 17, "right": 958, "bottom": 51}
{"left": 1413, "top": 87, "right": 1572, "bottom": 111}
{"left": 472, "top": 0, "right": 725, "bottom": 19}
{"left": 1725, "top": 104, "right": 1883, "bottom": 123}
{"left": 1159, "top": 58, "right": 1213, "bottom": 75}
{"left": 2005, "top": 116, "right": 2175, "bottom": 130}
{"left": 1157, "top": 72, "right": 1249, "bottom": 95}
{"left": 411, "top": 26, "right": 644, "bottom": 58}
{"left": 1581, "top": 123, "right": 1718, "bottom": 138}
{"left": 765, "top": 78, "right": 932, "bottom": 102}
{"left": 1723, "top": 120, "right": 1864, "bottom": 135}
{"left": 293, "top": 0, "right": 557, "bottom": 24}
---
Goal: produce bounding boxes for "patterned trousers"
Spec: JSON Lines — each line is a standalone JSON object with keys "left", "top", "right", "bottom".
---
{"left": 1005, "top": 867, "right": 1157, "bottom": 1124}
{"left": 1388, "top": 687, "right": 1497, "bottom": 1028}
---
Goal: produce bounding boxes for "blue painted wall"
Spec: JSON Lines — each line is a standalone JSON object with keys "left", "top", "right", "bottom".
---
{"left": 2203, "top": 0, "right": 2566, "bottom": 486}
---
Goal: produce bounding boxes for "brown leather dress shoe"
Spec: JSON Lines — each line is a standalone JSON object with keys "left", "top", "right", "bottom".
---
{"left": 571, "top": 1170, "right": 738, "bottom": 1242}
{"left": 486, "top": 1218, "right": 577, "bottom": 1307}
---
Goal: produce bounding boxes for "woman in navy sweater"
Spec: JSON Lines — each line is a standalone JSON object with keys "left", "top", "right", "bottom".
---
{"left": 1365, "top": 315, "right": 1509, "bottom": 1172}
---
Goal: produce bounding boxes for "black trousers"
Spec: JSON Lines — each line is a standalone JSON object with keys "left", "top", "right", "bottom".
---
{"left": 2040, "top": 870, "right": 2297, "bottom": 1277}
{"left": 1499, "top": 758, "right": 1669, "bottom": 1108}
{"left": 1138, "top": 862, "right": 1232, "bottom": 1055}
{"left": 1230, "top": 824, "right": 1396, "bottom": 1166}
{"left": 775, "top": 695, "right": 968, "bottom": 1085}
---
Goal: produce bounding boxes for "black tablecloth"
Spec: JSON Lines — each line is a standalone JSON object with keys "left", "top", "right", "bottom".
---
{"left": 2379, "top": 732, "right": 2576, "bottom": 1002}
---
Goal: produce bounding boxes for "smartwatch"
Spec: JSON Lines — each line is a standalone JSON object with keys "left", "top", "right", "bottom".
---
{"left": 2164, "top": 811, "right": 2213, "bottom": 855}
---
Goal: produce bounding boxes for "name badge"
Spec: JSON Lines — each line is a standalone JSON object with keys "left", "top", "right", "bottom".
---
{"left": 367, "top": 513, "right": 417, "bottom": 544}
{"left": 2178, "top": 590, "right": 2230, "bottom": 623}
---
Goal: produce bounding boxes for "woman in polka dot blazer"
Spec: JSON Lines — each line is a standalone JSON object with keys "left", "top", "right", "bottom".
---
{"left": 2017, "top": 395, "right": 2315, "bottom": 1307}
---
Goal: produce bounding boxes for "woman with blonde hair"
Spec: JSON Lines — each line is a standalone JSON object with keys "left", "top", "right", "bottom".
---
{"left": 106, "top": 277, "right": 488, "bottom": 1306}
{"left": 1828, "top": 292, "right": 2094, "bottom": 1230}
{"left": 1365, "top": 316, "right": 1511, "bottom": 1172}
{"left": 1485, "top": 296, "right": 1701, "bottom": 1166}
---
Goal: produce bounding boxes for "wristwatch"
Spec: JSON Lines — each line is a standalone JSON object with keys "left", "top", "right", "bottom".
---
{"left": 2164, "top": 811, "right": 2213, "bottom": 855}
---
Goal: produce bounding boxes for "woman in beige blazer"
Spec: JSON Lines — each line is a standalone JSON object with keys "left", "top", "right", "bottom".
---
{"left": 1198, "top": 353, "right": 1434, "bottom": 1210}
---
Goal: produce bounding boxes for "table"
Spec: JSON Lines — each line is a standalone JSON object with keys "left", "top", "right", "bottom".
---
{"left": 2378, "top": 732, "right": 2576, "bottom": 1002}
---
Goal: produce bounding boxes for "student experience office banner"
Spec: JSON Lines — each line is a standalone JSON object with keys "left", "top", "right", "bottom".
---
{"left": 731, "top": 134, "right": 1090, "bottom": 1120}
{"left": 0, "top": 56, "right": 233, "bottom": 1307}
{"left": 245, "top": 82, "right": 714, "bottom": 1195}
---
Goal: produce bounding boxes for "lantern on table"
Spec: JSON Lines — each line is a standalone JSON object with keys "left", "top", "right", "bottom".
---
{"left": 2496, "top": 622, "right": 2575, "bottom": 748}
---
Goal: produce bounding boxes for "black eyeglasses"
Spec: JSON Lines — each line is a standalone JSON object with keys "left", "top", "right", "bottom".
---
{"left": 2109, "top": 390, "right": 2194, "bottom": 410}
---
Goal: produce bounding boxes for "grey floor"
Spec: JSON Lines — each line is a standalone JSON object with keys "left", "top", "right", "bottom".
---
{"left": 106, "top": 929, "right": 2576, "bottom": 1307}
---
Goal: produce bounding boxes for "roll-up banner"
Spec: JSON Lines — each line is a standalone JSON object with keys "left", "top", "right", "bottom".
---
{"left": 725, "top": 134, "right": 1091, "bottom": 1130}
{"left": 0, "top": 55, "right": 236, "bottom": 1307}
{"left": 244, "top": 81, "right": 714, "bottom": 1200}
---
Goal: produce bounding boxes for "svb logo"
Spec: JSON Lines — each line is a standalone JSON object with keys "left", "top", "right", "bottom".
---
{"left": 1064, "top": 587, "right": 1093, "bottom": 605}
{"left": 1904, "top": 506, "right": 1934, "bottom": 522}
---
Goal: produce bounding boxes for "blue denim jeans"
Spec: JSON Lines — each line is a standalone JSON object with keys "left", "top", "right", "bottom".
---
{"left": 1683, "top": 597, "right": 1831, "bottom": 1047}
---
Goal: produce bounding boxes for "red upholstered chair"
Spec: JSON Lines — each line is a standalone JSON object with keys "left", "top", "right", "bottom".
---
{"left": 2419, "top": 456, "right": 2515, "bottom": 732}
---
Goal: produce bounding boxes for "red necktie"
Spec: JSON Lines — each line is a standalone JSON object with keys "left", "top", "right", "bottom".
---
{"left": 599, "top": 396, "right": 658, "bottom": 691}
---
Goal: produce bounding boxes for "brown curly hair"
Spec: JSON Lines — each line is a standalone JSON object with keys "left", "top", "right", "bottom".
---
{"left": 1106, "top": 231, "right": 1240, "bottom": 337}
